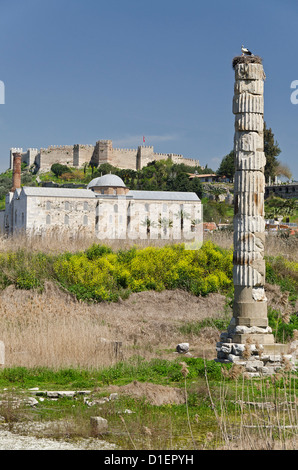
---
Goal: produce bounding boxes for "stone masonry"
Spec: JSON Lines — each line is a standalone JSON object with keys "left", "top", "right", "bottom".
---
{"left": 216, "top": 56, "right": 297, "bottom": 376}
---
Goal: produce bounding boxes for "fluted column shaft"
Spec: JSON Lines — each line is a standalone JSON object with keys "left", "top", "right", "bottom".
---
{"left": 232, "top": 61, "right": 272, "bottom": 338}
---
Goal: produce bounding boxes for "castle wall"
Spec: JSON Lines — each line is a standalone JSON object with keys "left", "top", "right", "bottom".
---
{"left": 112, "top": 148, "right": 138, "bottom": 170}
{"left": 73, "top": 144, "right": 95, "bottom": 167}
{"left": 10, "top": 141, "right": 200, "bottom": 173}
{"left": 169, "top": 154, "right": 198, "bottom": 167}
{"left": 38, "top": 146, "right": 75, "bottom": 172}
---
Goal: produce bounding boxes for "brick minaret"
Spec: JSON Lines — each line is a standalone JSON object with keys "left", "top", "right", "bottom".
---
{"left": 11, "top": 153, "right": 22, "bottom": 192}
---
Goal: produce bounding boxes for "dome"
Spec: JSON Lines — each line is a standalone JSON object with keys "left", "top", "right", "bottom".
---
{"left": 87, "top": 174, "right": 126, "bottom": 189}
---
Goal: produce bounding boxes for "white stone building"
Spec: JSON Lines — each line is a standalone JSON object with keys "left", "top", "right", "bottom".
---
{"left": 2, "top": 155, "right": 202, "bottom": 243}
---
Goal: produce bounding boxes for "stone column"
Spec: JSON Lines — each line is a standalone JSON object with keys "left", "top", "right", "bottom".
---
{"left": 232, "top": 59, "right": 271, "bottom": 344}
{"left": 216, "top": 56, "right": 294, "bottom": 375}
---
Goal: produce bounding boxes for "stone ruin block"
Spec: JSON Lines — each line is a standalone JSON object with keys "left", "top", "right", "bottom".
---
{"left": 233, "top": 92, "right": 264, "bottom": 114}
{"left": 235, "top": 112, "right": 264, "bottom": 132}
{"left": 234, "top": 79, "right": 264, "bottom": 95}
{"left": 234, "top": 150, "right": 266, "bottom": 171}
{"left": 233, "top": 231, "right": 265, "bottom": 255}
{"left": 234, "top": 170, "right": 265, "bottom": 194}
{"left": 234, "top": 192, "right": 265, "bottom": 217}
{"left": 233, "top": 214, "right": 265, "bottom": 234}
{"left": 234, "top": 131, "right": 264, "bottom": 152}
{"left": 234, "top": 63, "right": 266, "bottom": 81}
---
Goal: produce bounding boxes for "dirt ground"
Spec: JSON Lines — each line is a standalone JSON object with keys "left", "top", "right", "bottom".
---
{"left": 108, "top": 380, "right": 186, "bottom": 406}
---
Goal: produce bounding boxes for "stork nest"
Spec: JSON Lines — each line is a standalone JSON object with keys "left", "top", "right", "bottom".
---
{"left": 232, "top": 55, "right": 263, "bottom": 69}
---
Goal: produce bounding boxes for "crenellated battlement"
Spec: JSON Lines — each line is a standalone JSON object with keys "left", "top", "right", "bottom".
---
{"left": 74, "top": 144, "right": 95, "bottom": 148}
{"left": 40, "top": 145, "right": 74, "bottom": 151}
{"left": 113, "top": 148, "right": 138, "bottom": 153}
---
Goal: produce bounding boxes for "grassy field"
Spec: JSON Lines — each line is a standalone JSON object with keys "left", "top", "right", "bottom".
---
{"left": 0, "top": 357, "right": 297, "bottom": 449}
{"left": 0, "top": 233, "right": 297, "bottom": 450}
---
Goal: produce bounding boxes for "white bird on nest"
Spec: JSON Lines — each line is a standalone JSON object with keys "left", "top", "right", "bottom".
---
{"left": 241, "top": 45, "right": 254, "bottom": 56}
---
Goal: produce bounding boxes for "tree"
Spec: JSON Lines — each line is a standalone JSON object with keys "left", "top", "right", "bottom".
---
{"left": 275, "top": 163, "right": 292, "bottom": 181}
{"left": 51, "top": 163, "right": 71, "bottom": 177}
{"left": 264, "top": 122, "right": 281, "bottom": 182}
{"left": 216, "top": 151, "right": 234, "bottom": 181}
{"left": 208, "top": 186, "right": 227, "bottom": 202}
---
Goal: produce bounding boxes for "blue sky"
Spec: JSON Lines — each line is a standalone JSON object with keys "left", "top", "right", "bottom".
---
{"left": 0, "top": 0, "right": 297, "bottom": 179}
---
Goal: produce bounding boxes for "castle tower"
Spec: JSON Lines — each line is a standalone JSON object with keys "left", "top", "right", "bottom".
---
{"left": 91, "top": 140, "right": 113, "bottom": 167}
{"left": 26, "top": 148, "right": 39, "bottom": 167}
{"left": 216, "top": 55, "right": 294, "bottom": 375}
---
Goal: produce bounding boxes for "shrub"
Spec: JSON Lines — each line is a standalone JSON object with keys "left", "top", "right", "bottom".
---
{"left": 85, "top": 244, "right": 113, "bottom": 260}
{"left": 51, "top": 163, "right": 72, "bottom": 177}
{"left": 52, "top": 242, "right": 233, "bottom": 303}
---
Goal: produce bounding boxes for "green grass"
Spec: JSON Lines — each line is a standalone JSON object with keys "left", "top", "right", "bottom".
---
{"left": 179, "top": 317, "right": 231, "bottom": 336}
{"left": 0, "top": 357, "right": 230, "bottom": 390}
{"left": 0, "top": 358, "right": 297, "bottom": 450}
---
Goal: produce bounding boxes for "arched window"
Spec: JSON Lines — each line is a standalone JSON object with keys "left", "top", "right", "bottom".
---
{"left": 46, "top": 201, "right": 51, "bottom": 210}
{"left": 64, "top": 214, "right": 69, "bottom": 225}
{"left": 46, "top": 214, "right": 51, "bottom": 225}
{"left": 65, "top": 201, "right": 70, "bottom": 210}
{"left": 83, "top": 215, "right": 88, "bottom": 226}
{"left": 84, "top": 202, "right": 89, "bottom": 211}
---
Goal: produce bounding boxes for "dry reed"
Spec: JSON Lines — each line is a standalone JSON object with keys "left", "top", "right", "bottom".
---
{"left": 204, "top": 231, "right": 298, "bottom": 261}
{"left": 0, "top": 281, "right": 227, "bottom": 368}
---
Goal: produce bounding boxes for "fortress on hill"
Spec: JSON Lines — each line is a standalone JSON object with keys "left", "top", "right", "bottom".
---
{"left": 10, "top": 139, "right": 199, "bottom": 173}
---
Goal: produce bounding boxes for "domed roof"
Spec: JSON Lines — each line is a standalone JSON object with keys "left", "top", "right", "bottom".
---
{"left": 87, "top": 174, "right": 126, "bottom": 189}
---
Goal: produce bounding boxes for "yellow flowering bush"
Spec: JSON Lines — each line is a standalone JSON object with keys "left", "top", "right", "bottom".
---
{"left": 52, "top": 241, "right": 233, "bottom": 302}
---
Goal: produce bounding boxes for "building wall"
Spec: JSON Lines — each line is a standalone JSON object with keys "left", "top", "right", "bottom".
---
{"left": 265, "top": 184, "right": 298, "bottom": 199}
{"left": 95, "top": 197, "right": 202, "bottom": 241}
{"left": 12, "top": 194, "right": 97, "bottom": 234}
{"left": 4, "top": 189, "right": 202, "bottom": 243}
